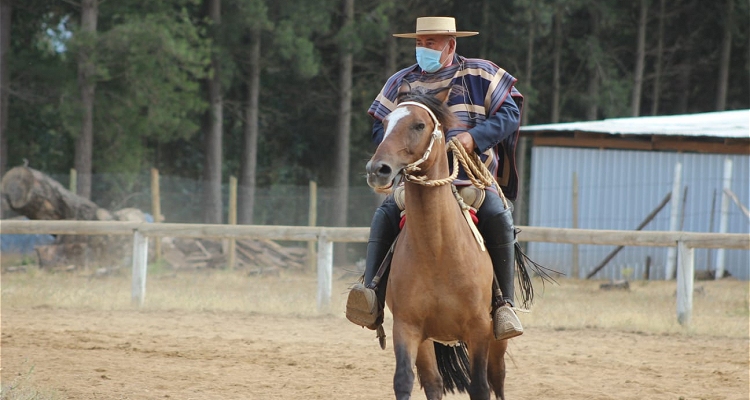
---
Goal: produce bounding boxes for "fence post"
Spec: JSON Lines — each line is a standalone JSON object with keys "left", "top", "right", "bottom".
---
{"left": 676, "top": 241, "right": 694, "bottom": 326}
{"left": 571, "top": 172, "right": 579, "bottom": 279}
{"left": 665, "top": 162, "right": 682, "bottom": 280}
{"left": 131, "top": 230, "right": 149, "bottom": 307}
{"left": 150, "top": 168, "right": 162, "bottom": 260}
{"left": 69, "top": 168, "right": 77, "bottom": 193}
{"left": 316, "top": 233, "right": 332, "bottom": 313}
{"left": 715, "top": 158, "right": 733, "bottom": 279}
{"left": 308, "top": 181, "right": 318, "bottom": 272}
{"left": 227, "top": 176, "right": 238, "bottom": 269}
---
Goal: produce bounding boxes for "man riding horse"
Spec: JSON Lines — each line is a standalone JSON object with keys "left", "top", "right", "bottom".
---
{"left": 347, "top": 16, "right": 525, "bottom": 341}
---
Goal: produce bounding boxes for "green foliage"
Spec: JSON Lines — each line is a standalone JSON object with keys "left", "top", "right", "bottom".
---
{"left": 96, "top": 11, "right": 210, "bottom": 140}
{"left": 6, "top": 6, "right": 76, "bottom": 170}
{"left": 148, "top": 258, "right": 171, "bottom": 275}
{"left": 226, "top": 0, "right": 273, "bottom": 32}
{"left": 273, "top": 20, "right": 322, "bottom": 78}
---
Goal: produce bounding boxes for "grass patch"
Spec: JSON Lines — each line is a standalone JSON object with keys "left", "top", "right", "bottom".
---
{"left": 2, "top": 266, "right": 748, "bottom": 338}
{"left": 521, "top": 278, "right": 749, "bottom": 337}
{"left": 0, "top": 364, "right": 60, "bottom": 400}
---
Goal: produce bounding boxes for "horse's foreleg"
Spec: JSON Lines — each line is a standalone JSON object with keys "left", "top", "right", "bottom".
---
{"left": 487, "top": 339, "right": 508, "bottom": 400}
{"left": 466, "top": 336, "right": 491, "bottom": 400}
{"left": 415, "top": 340, "right": 443, "bottom": 400}
{"left": 392, "top": 323, "right": 422, "bottom": 400}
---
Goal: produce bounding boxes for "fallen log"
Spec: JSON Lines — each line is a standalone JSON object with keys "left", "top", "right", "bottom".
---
{"left": 1, "top": 166, "right": 153, "bottom": 269}
{"left": 1, "top": 166, "right": 312, "bottom": 271}
{"left": 1, "top": 165, "right": 112, "bottom": 221}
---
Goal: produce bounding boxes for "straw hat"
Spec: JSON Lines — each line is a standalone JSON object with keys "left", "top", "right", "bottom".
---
{"left": 393, "top": 17, "right": 478, "bottom": 38}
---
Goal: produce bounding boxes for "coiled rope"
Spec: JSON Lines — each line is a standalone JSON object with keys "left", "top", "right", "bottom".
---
{"left": 404, "top": 137, "right": 509, "bottom": 209}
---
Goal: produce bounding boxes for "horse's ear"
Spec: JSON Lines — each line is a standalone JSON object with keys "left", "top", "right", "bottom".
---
{"left": 396, "top": 81, "right": 412, "bottom": 103}
{"left": 434, "top": 86, "right": 451, "bottom": 104}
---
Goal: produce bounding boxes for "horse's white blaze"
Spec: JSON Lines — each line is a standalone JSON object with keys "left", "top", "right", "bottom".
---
{"left": 383, "top": 107, "right": 411, "bottom": 139}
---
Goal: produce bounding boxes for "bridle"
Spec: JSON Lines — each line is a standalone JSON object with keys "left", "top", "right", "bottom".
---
{"left": 393, "top": 100, "right": 508, "bottom": 208}
{"left": 397, "top": 101, "right": 460, "bottom": 186}
{"left": 393, "top": 100, "right": 488, "bottom": 251}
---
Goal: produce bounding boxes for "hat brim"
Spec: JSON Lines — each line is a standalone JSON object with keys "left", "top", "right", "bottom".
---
{"left": 393, "top": 31, "right": 478, "bottom": 38}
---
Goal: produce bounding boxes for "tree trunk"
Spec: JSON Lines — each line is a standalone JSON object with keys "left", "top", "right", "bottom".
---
{"left": 239, "top": 27, "right": 261, "bottom": 225}
{"left": 0, "top": 0, "right": 10, "bottom": 182}
{"left": 479, "top": 0, "right": 490, "bottom": 59}
{"left": 332, "top": 0, "right": 354, "bottom": 263}
{"left": 551, "top": 5, "right": 562, "bottom": 123}
{"left": 75, "top": 0, "right": 98, "bottom": 200}
{"left": 651, "top": 0, "right": 666, "bottom": 115}
{"left": 1, "top": 166, "right": 112, "bottom": 221}
{"left": 203, "top": 0, "right": 223, "bottom": 224}
{"left": 522, "top": 2, "right": 535, "bottom": 126}
{"left": 586, "top": 71, "right": 600, "bottom": 120}
{"left": 385, "top": 33, "right": 396, "bottom": 79}
{"left": 515, "top": 2, "right": 535, "bottom": 222}
{"left": 630, "top": 0, "right": 648, "bottom": 117}
{"left": 715, "top": 0, "right": 734, "bottom": 111}
{"left": 677, "top": 64, "right": 690, "bottom": 113}
{"left": 586, "top": 5, "right": 600, "bottom": 121}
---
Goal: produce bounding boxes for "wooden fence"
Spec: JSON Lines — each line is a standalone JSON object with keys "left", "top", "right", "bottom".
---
{"left": 2, "top": 220, "right": 748, "bottom": 326}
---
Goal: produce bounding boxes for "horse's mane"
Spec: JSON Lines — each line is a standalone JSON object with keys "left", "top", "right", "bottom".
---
{"left": 396, "top": 86, "right": 458, "bottom": 132}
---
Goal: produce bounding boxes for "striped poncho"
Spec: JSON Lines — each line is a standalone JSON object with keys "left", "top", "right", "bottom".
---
{"left": 368, "top": 55, "right": 524, "bottom": 200}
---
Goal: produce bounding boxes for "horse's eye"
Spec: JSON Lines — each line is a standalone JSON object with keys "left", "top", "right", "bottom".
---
{"left": 415, "top": 123, "right": 425, "bottom": 131}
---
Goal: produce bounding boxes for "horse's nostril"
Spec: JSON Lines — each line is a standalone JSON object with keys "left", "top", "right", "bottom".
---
{"left": 367, "top": 160, "right": 394, "bottom": 181}
{"left": 378, "top": 164, "right": 392, "bottom": 177}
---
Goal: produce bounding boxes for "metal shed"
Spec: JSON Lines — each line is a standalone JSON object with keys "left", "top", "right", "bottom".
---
{"left": 520, "top": 110, "right": 750, "bottom": 280}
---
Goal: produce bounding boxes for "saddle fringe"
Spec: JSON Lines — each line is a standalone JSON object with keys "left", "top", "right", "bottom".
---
{"left": 514, "top": 237, "right": 561, "bottom": 309}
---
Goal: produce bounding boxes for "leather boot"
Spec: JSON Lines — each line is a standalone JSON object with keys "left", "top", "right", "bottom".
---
{"left": 477, "top": 192, "right": 523, "bottom": 340}
{"left": 488, "top": 242, "right": 524, "bottom": 340}
{"left": 346, "top": 197, "right": 400, "bottom": 329}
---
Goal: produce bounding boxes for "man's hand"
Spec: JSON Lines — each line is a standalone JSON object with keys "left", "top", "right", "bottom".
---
{"left": 455, "top": 131, "right": 476, "bottom": 154}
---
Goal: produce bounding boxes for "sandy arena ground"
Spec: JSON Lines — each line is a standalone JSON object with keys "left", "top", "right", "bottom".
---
{"left": 1, "top": 270, "right": 748, "bottom": 399}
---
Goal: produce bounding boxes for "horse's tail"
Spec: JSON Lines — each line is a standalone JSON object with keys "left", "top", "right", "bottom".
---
{"left": 515, "top": 238, "right": 561, "bottom": 309}
{"left": 433, "top": 342, "right": 471, "bottom": 394}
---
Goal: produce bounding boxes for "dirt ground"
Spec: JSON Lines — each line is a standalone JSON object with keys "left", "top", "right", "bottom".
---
{"left": 1, "top": 308, "right": 747, "bottom": 400}
{"left": 1, "top": 269, "right": 748, "bottom": 400}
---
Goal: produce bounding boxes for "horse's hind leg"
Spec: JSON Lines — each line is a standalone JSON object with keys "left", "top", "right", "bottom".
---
{"left": 487, "top": 340, "right": 508, "bottom": 400}
{"left": 415, "top": 340, "right": 443, "bottom": 400}
{"left": 392, "top": 323, "right": 422, "bottom": 400}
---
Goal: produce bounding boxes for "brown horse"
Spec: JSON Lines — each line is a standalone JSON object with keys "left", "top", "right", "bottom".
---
{"left": 365, "top": 87, "right": 513, "bottom": 400}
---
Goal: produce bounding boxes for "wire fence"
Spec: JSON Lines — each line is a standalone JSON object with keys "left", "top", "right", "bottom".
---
{"left": 2, "top": 168, "right": 748, "bottom": 279}
{"left": 6, "top": 172, "right": 383, "bottom": 228}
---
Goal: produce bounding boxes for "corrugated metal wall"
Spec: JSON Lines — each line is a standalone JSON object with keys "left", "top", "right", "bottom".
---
{"left": 527, "top": 147, "right": 750, "bottom": 280}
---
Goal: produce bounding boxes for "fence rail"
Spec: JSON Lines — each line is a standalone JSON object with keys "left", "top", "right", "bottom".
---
{"left": 3, "top": 220, "right": 747, "bottom": 248}
{"left": 2, "top": 220, "right": 748, "bottom": 325}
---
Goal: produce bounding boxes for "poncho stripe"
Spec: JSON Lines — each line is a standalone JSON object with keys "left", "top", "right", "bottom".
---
{"left": 368, "top": 55, "right": 523, "bottom": 199}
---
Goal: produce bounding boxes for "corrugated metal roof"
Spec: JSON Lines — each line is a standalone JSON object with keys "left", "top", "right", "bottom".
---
{"left": 522, "top": 109, "right": 750, "bottom": 139}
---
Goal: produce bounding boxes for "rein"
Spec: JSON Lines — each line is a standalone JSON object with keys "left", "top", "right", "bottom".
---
{"left": 397, "top": 101, "right": 509, "bottom": 208}
{"left": 394, "top": 100, "right": 510, "bottom": 250}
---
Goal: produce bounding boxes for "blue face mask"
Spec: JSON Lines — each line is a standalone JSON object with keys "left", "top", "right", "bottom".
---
{"left": 416, "top": 45, "right": 447, "bottom": 73}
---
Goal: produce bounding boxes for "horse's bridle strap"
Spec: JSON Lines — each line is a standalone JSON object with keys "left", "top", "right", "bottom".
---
{"left": 397, "top": 101, "right": 443, "bottom": 174}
